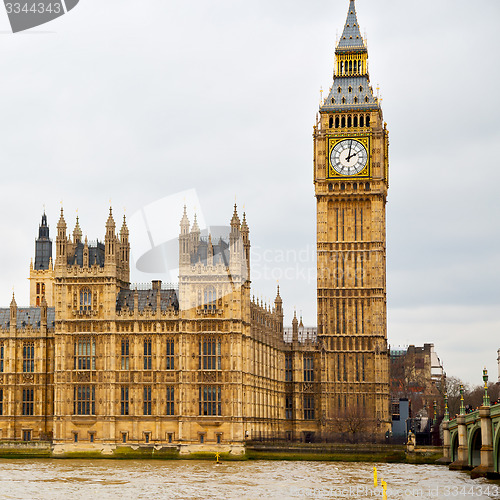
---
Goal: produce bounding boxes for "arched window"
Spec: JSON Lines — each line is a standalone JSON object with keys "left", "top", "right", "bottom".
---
{"left": 80, "top": 288, "right": 92, "bottom": 312}
{"left": 335, "top": 116, "right": 340, "bottom": 128}
{"left": 347, "top": 116, "right": 352, "bottom": 128}
{"left": 349, "top": 60, "right": 352, "bottom": 73}
{"left": 359, "top": 85, "right": 363, "bottom": 92}
{"left": 341, "top": 97, "right": 346, "bottom": 104}
{"left": 365, "top": 96, "right": 369, "bottom": 103}
{"left": 365, "top": 182, "right": 370, "bottom": 191}
{"left": 337, "top": 86, "right": 341, "bottom": 93}
{"left": 331, "top": 97, "right": 335, "bottom": 104}
{"left": 348, "top": 86, "right": 352, "bottom": 93}
{"left": 341, "top": 183, "right": 345, "bottom": 191}
{"left": 366, "top": 115, "right": 370, "bottom": 127}
{"left": 328, "top": 183, "right": 333, "bottom": 192}
{"left": 341, "top": 116, "right": 346, "bottom": 128}
{"left": 360, "top": 116, "right": 364, "bottom": 127}
{"left": 354, "top": 96, "right": 358, "bottom": 104}
{"left": 340, "top": 62, "right": 343, "bottom": 75}
{"left": 329, "top": 116, "right": 333, "bottom": 128}
{"left": 353, "top": 116, "right": 358, "bottom": 127}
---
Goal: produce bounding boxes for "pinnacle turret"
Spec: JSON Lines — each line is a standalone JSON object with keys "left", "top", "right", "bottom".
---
{"left": 73, "top": 216, "right": 82, "bottom": 244}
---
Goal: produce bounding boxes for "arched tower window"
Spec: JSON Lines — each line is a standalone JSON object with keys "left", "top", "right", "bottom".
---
{"left": 366, "top": 115, "right": 370, "bottom": 127}
{"left": 80, "top": 288, "right": 92, "bottom": 312}
{"left": 335, "top": 116, "right": 340, "bottom": 128}
{"left": 341, "top": 116, "right": 346, "bottom": 128}
{"left": 347, "top": 116, "right": 352, "bottom": 128}
{"left": 353, "top": 116, "right": 358, "bottom": 127}
{"left": 329, "top": 116, "right": 333, "bottom": 128}
{"left": 360, "top": 116, "right": 364, "bottom": 127}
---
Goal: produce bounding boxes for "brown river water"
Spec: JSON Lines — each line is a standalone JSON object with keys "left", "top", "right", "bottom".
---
{"left": 0, "top": 459, "right": 498, "bottom": 499}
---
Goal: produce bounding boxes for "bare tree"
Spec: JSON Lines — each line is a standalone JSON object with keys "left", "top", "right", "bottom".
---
{"left": 332, "top": 405, "right": 370, "bottom": 443}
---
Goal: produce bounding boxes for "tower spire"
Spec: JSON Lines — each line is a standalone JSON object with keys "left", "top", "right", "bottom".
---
{"left": 338, "top": 0, "right": 365, "bottom": 50}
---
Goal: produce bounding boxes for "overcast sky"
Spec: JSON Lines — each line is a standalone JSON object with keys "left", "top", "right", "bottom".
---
{"left": 0, "top": 0, "right": 498, "bottom": 386}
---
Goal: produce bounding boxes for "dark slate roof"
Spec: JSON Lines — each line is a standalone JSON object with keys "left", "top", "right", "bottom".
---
{"left": 320, "top": 76, "right": 379, "bottom": 112}
{"left": 191, "top": 237, "right": 230, "bottom": 266}
{"left": 337, "top": 0, "right": 366, "bottom": 51}
{"left": 0, "top": 307, "right": 55, "bottom": 330}
{"left": 67, "top": 241, "right": 105, "bottom": 268}
{"left": 116, "top": 289, "right": 179, "bottom": 313}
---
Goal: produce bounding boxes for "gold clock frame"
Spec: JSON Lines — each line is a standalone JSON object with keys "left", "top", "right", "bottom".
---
{"left": 327, "top": 135, "right": 371, "bottom": 179}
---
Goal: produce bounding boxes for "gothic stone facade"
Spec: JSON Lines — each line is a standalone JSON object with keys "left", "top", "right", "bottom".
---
{"left": 0, "top": 207, "right": 326, "bottom": 454}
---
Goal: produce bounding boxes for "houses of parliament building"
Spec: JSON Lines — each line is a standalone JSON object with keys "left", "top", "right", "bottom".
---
{"left": 0, "top": 0, "right": 390, "bottom": 455}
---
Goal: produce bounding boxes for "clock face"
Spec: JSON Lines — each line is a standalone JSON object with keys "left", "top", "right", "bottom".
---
{"left": 330, "top": 139, "right": 368, "bottom": 176}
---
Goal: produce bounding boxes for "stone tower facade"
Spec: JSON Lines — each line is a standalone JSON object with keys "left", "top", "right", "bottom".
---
{"left": 313, "top": 0, "right": 390, "bottom": 434}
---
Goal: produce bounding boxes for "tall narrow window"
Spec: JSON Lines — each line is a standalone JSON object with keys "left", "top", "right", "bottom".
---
{"left": 166, "top": 339, "right": 174, "bottom": 370}
{"left": 22, "top": 388, "right": 34, "bottom": 415}
{"left": 0, "top": 389, "right": 3, "bottom": 415}
{"left": 356, "top": 355, "right": 359, "bottom": 381}
{"left": 204, "top": 287, "right": 216, "bottom": 311}
{"left": 285, "top": 354, "right": 293, "bottom": 382}
{"left": 343, "top": 353, "right": 347, "bottom": 381}
{"left": 0, "top": 344, "right": 5, "bottom": 373}
{"left": 74, "top": 386, "right": 95, "bottom": 415}
{"left": 362, "top": 354, "right": 366, "bottom": 381}
{"left": 199, "top": 337, "right": 221, "bottom": 370}
{"left": 285, "top": 396, "right": 293, "bottom": 420}
{"left": 199, "top": 386, "right": 221, "bottom": 416}
{"left": 79, "top": 288, "right": 92, "bottom": 312}
{"left": 23, "top": 342, "right": 35, "bottom": 373}
{"left": 74, "top": 338, "right": 96, "bottom": 371}
{"left": 166, "top": 386, "right": 174, "bottom": 415}
{"left": 303, "top": 355, "right": 314, "bottom": 382}
{"left": 121, "top": 339, "right": 129, "bottom": 370}
{"left": 336, "top": 354, "right": 341, "bottom": 381}
{"left": 120, "top": 387, "right": 129, "bottom": 416}
{"left": 303, "top": 396, "right": 315, "bottom": 420}
{"left": 144, "top": 339, "right": 152, "bottom": 370}
{"left": 143, "top": 386, "right": 152, "bottom": 415}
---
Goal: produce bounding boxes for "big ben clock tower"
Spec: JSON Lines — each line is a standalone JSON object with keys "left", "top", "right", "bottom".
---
{"left": 314, "top": 0, "right": 390, "bottom": 435}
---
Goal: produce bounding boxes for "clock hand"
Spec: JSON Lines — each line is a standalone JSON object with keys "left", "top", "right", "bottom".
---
{"left": 348, "top": 140, "right": 352, "bottom": 159}
{"left": 346, "top": 152, "right": 358, "bottom": 162}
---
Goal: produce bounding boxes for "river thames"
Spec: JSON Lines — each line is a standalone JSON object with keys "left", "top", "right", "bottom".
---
{"left": 0, "top": 460, "right": 498, "bottom": 499}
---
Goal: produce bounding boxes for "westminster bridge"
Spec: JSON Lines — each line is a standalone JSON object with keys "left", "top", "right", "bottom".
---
{"left": 441, "top": 370, "right": 500, "bottom": 479}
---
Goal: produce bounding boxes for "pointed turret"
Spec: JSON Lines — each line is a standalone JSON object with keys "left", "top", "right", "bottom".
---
{"left": 292, "top": 309, "right": 299, "bottom": 342}
{"left": 120, "top": 215, "right": 130, "bottom": 272}
{"left": 274, "top": 285, "right": 283, "bottom": 334}
{"left": 179, "top": 207, "right": 191, "bottom": 267}
{"left": 190, "top": 213, "right": 201, "bottom": 261}
{"left": 73, "top": 216, "right": 82, "bottom": 244}
{"left": 105, "top": 207, "right": 116, "bottom": 262}
{"left": 230, "top": 204, "right": 241, "bottom": 230}
{"left": 180, "top": 205, "right": 190, "bottom": 235}
{"left": 241, "top": 212, "right": 250, "bottom": 278}
{"left": 56, "top": 207, "right": 67, "bottom": 264}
